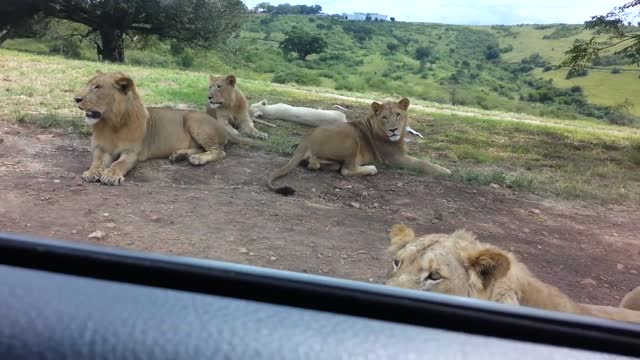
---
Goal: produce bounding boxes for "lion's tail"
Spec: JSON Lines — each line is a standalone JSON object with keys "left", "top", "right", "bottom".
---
{"left": 266, "top": 141, "right": 309, "bottom": 196}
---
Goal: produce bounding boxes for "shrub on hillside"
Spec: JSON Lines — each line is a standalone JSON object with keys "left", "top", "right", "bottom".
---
{"left": 565, "top": 68, "right": 588, "bottom": 79}
{"left": 49, "top": 38, "right": 82, "bottom": 59}
{"left": 611, "top": 67, "right": 622, "bottom": 74}
{"left": 271, "top": 69, "right": 320, "bottom": 86}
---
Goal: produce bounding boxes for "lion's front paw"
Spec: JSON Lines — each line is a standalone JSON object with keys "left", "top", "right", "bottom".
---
{"left": 253, "top": 130, "right": 268, "bottom": 140}
{"left": 100, "top": 171, "right": 125, "bottom": 186}
{"left": 82, "top": 168, "right": 103, "bottom": 183}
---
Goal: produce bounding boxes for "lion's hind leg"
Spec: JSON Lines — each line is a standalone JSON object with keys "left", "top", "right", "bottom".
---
{"left": 184, "top": 112, "right": 228, "bottom": 166}
{"left": 170, "top": 148, "right": 202, "bottom": 163}
{"left": 340, "top": 159, "right": 377, "bottom": 177}
{"left": 188, "top": 145, "right": 226, "bottom": 166}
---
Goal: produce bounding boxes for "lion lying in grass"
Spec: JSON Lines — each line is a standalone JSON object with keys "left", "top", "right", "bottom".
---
{"left": 385, "top": 224, "right": 640, "bottom": 323}
{"left": 266, "top": 98, "right": 451, "bottom": 196}
{"left": 75, "top": 71, "right": 258, "bottom": 186}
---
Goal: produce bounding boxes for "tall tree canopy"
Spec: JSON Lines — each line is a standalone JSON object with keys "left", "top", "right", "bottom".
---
{"left": 0, "top": 0, "right": 248, "bottom": 62}
{"left": 562, "top": 0, "right": 640, "bottom": 75}
{"left": 279, "top": 27, "right": 327, "bottom": 60}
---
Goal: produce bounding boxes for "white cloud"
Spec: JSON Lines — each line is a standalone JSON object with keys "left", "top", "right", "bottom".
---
{"left": 243, "top": 0, "right": 629, "bottom": 25}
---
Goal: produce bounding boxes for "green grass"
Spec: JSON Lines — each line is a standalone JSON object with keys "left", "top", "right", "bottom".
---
{"left": 1, "top": 49, "right": 639, "bottom": 204}
{"left": 6, "top": 17, "right": 639, "bottom": 122}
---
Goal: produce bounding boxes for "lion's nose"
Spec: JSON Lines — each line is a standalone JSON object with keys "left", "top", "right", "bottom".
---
{"left": 389, "top": 127, "right": 399, "bottom": 133}
{"left": 74, "top": 96, "right": 83, "bottom": 103}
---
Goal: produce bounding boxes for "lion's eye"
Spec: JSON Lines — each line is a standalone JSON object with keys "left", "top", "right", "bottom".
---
{"left": 382, "top": 116, "right": 387, "bottom": 120}
{"left": 396, "top": 113, "right": 400, "bottom": 119}
{"left": 216, "top": 85, "right": 222, "bottom": 89}
{"left": 93, "top": 84, "right": 102, "bottom": 90}
{"left": 426, "top": 272, "right": 442, "bottom": 281}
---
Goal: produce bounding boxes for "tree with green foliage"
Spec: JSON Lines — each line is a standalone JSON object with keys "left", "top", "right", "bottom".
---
{"left": 414, "top": 46, "right": 433, "bottom": 61}
{"left": 390, "top": 17, "right": 396, "bottom": 22}
{"left": 280, "top": 27, "right": 328, "bottom": 60}
{"left": 0, "top": 0, "right": 247, "bottom": 63}
{"left": 386, "top": 42, "right": 399, "bottom": 54}
{"left": 562, "top": 1, "right": 640, "bottom": 76}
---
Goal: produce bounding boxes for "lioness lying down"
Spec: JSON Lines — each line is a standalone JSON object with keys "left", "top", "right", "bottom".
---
{"left": 267, "top": 98, "right": 451, "bottom": 196}
{"left": 385, "top": 224, "right": 640, "bottom": 323}
{"left": 75, "top": 71, "right": 258, "bottom": 186}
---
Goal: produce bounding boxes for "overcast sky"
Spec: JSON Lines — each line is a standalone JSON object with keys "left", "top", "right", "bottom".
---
{"left": 243, "top": 0, "right": 628, "bottom": 25}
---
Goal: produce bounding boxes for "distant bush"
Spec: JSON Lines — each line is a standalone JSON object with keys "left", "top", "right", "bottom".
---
{"left": 271, "top": 69, "right": 320, "bottom": 86}
{"left": 611, "top": 68, "right": 622, "bottom": 74}
{"left": 591, "top": 54, "right": 628, "bottom": 66}
{"left": 542, "top": 65, "right": 554, "bottom": 72}
{"left": 48, "top": 38, "right": 82, "bottom": 59}
{"left": 565, "top": 68, "right": 588, "bottom": 79}
{"left": 127, "top": 51, "right": 174, "bottom": 68}
{"left": 542, "top": 25, "right": 582, "bottom": 40}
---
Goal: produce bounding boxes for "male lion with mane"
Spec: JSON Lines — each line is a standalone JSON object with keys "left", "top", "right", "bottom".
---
{"left": 75, "top": 71, "right": 257, "bottom": 185}
{"left": 266, "top": 98, "right": 451, "bottom": 196}
{"left": 385, "top": 224, "right": 640, "bottom": 323}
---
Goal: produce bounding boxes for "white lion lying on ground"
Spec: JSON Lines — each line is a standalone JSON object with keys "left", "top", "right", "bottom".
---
{"left": 249, "top": 100, "right": 423, "bottom": 138}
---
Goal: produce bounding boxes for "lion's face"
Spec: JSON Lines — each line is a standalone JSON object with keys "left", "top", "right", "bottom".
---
{"left": 370, "top": 98, "right": 410, "bottom": 142}
{"left": 249, "top": 99, "right": 268, "bottom": 118}
{"left": 385, "top": 225, "right": 511, "bottom": 300}
{"left": 208, "top": 74, "right": 237, "bottom": 109}
{"left": 74, "top": 71, "right": 134, "bottom": 126}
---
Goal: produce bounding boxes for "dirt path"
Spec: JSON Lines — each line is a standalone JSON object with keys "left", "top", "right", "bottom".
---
{"left": 1, "top": 123, "right": 639, "bottom": 306}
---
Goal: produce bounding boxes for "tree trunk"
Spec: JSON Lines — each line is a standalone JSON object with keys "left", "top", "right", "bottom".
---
{"left": 98, "top": 28, "right": 125, "bottom": 63}
{"left": 0, "top": 27, "right": 12, "bottom": 46}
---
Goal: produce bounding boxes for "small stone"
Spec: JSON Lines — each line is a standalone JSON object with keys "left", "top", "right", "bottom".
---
{"left": 150, "top": 215, "right": 160, "bottom": 221}
{"left": 489, "top": 183, "right": 500, "bottom": 189}
{"left": 617, "top": 264, "right": 625, "bottom": 270}
{"left": 349, "top": 202, "right": 361, "bottom": 209}
{"left": 630, "top": 269, "right": 638, "bottom": 274}
{"left": 102, "top": 213, "right": 109, "bottom": 217}
{"left": 88, "top": 230, "right": 106, "bottom": 241}
{"left": 104, "top": 222, "right": 116, "bottom": 228}
{"left": 249, "top": 252, "right": 255, "bottom": 256}
{"left": 528, "top": 208, "right": 541, "bottom": 215}
{"left": 239, "top": 247, "right": 249, "bottom": 254}
{"left": 402, "top": 212, "right": 419, "bottom": 221}
{"left": 53, "top": 179, "right": 61, "bottom": 183}
{"left": 71, "top": 230, "right": 77, "bottom": 234}
{"left": 536, "top": 245, "right": 542, "bottom": 249}
{"left": 269, "top": 256, "right": 277, "bottom": 262}
{"left": 36, "top": 134, "right": 54, "bottom": 141}
{"left": 579, "top": 278, "right": 596, "bottom": 286}
{"left": 612, "top": 232, "right": 618, "bottom": 237}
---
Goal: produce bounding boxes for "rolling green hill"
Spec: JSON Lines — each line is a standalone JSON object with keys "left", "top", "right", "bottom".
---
{"left": 2, "top": 16, "right": 639, "bottom": 123}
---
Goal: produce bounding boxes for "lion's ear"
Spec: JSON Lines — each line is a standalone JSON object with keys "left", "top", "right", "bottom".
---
{"left": 388, "top": 224, "right": 415, "bottom": 254}
{"left": 465, "top": 248, "right": 510, "bottom": 289}
{"left": 226, "top": 74, "right": 237, "bottom": 87}
{"left": 114, "top": 74, "right": 134, "bottom": 94}
{"left": 398, "top": 98, "right": 410, "bottom": 110}
{"left": 95, "top": 70, "right": 105, "bottom": 76}
{"left": 261, "top": 99, "right": 268, "bottom": 105}
{"left": 371, "top": 101, "right": 382, "bottom": 114}
{"left": 209, "top": 74, "right": 216, "bottom": 82}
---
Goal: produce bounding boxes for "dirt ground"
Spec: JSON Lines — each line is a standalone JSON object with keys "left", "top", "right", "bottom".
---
{"left": 1, "top": 122, "right": 639, "bottom": 307}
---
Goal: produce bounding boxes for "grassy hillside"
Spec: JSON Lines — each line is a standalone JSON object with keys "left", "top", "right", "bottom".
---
{"left": 3, "top": 16, "right": 639, "bottom": 125}
{"left": 1, "top": 49, "right": 639, "bottom": 204}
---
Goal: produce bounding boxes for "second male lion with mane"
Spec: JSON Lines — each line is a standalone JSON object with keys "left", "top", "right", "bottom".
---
{"left": 207, "top": 74, "right": 268, "bottom": 140}
{"left": 75, "top": 71, "right": 257, "bottom": 186}
{"left": 385, "top": 224, "right": 640, "bottom": 323}
{"left": 267, "top": 98, "right": 451, "bottom": 195}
